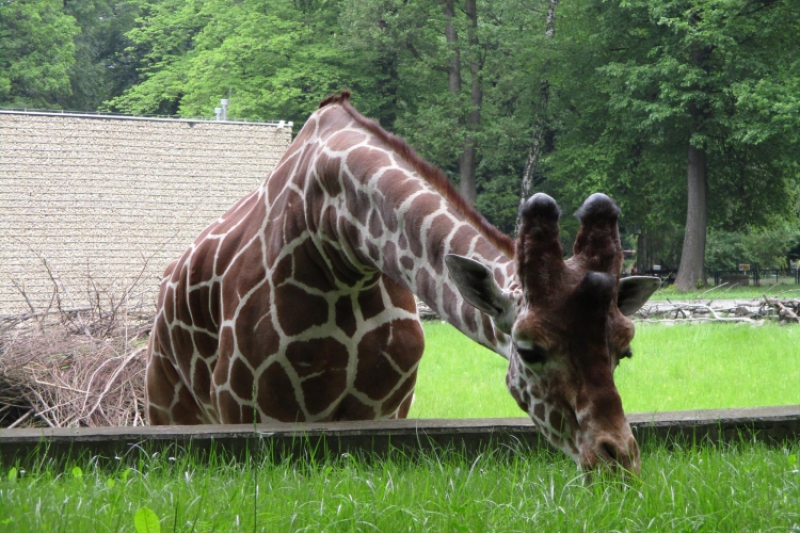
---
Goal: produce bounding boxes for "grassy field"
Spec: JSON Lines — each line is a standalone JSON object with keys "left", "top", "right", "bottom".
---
{"left": 1, "top": 322, "right": 797, "bottom": 532}
{"left": 649, "top": 282, "right": 800, "bottom": 301}
{"left": 1, "top": 441, "right": 798, "bottom": 532}
{"left": 409, "top": 321, "right": 800, "bottom": 419}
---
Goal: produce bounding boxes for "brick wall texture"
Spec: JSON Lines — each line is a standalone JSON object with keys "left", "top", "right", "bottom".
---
{"left": 0, "top": 111, "right": 291, "bottom": 317}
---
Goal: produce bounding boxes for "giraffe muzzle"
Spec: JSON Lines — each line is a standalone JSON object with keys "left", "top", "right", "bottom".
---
{"left": 582, "top": 433, "right": 641, "bottom": 476}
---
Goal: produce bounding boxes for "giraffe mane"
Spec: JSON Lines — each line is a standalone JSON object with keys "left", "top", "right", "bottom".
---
{"left": 319, "top": 90, "right": 515, "bottom": 258}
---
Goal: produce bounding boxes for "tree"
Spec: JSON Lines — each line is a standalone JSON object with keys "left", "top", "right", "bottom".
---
{"left": 596, "top": 0, "right": 800, "bottom": 290}
{"left": 60, "top": 0, "right": 141, "bottom": 111}
{"left": 99, "top": 0, "right": 800, "bottom": 265}
{"left": 706, "top": 223, "right": 800, "bottom": 272}
{"left": 342, "top": 0, "right": 495, "bottom": 208}
{"left": 0, "top": 0, "right": 80, "bottom": 108}
{"left": 108, "top": 0, "right": 365, "bottom": 124}
{"left": 338, "top": 0, "right": 443, "bottom": 129}
{"left": 471, "top": 0, "right": 580, "bottom": 234}
{"left": 535, "top": 0, "right": 800, "bottom": 286}
{"left": 440, "top": 0, "right": 483, "bottom": 204}
{"left": 519, "top": 0, "right": 558, "bottom": 207}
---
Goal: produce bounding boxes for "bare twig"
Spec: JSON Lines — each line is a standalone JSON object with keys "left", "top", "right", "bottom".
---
{"left": 10, "top": 279, "right": 46, "bottom": 333}
{"left": 83, "top": 348, "right": 146, "bottom": 422}
{"left": 768, "top": 298, "right": 800, "bottom": 324}
{"left": 0, "top": 306, "right": 94, "bottom": 326}
{"left": 7, "top": 410, "right": 34, "bottom": 429}
{"left": 637, "top": 319, "right": 765, "bottom": 326}
{"left": 698, "top": 282, "right": 730, "bottom": 299}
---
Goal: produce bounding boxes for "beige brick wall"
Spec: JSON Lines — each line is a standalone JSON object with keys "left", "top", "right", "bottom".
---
{"left": 0, "top": 111, "right": 291, "bottom": 317}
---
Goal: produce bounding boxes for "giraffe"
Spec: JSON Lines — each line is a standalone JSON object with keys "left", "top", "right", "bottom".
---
{"left": 145, "top": 90, "right": 660, "bottom": 473}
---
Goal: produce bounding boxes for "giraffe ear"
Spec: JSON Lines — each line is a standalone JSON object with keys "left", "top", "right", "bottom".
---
{"left": 445, "top": 254, "right": 515, "bottom": 333}
{"left": 617, "top": 276, "right": 661, "bottom": 316}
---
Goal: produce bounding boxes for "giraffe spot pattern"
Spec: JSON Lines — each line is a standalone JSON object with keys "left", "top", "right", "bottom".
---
{"left": 145, "top": 100, "right": 513, "bottom": 426}
{"left": 258, "top": 362, "right": 305, "bottom": 422}
{"left": 292, "top": 242, "right": 331, "bottom": 291}
{"left": 334, "top": 296, "right": 358, "bottom": 337}
{"left": 229, "top": 357, "right": 255, "bottom": 401}
{"left": 275, "top": 284, "right": 329, "bottom": 336}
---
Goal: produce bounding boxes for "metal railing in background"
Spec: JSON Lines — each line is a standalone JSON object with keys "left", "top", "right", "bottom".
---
{"left": 623, "top": 268, "right": 800, "bottom": 286}
{"left": 711, "top": 268, "right": 800, "bottom": 286}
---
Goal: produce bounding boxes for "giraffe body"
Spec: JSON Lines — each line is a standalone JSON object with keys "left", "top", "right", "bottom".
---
{"left": 147, "top": 92, "right": 513, "bottom": 425}
{"left": 147, "top": 92, "right": 659, "bottom": 473}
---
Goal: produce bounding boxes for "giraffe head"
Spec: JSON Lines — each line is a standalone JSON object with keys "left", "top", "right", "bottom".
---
{"left": 446, "top": 193, "right": 659, "bottom": 474}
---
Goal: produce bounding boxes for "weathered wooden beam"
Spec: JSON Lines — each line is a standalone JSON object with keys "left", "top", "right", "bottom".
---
{"left": 1, "top": 406, "right": 797, "bottom": 466}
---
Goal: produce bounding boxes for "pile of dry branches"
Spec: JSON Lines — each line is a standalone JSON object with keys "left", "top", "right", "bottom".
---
{"left": 417, "top": 293, "right": 800, "bottom": 325}
{"left": 636, "top": 296, "right": 800, "bottom": 325}
{"left": 416, "top": 299, "right": 438, "bottom": 321}
{"left": 0, "top": 269, "right": 152, "bottom": 429}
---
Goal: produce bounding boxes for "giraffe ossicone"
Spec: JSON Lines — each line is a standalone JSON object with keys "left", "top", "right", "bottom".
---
{"left": 145, "top": 91, "right": 660, "bottom": 474}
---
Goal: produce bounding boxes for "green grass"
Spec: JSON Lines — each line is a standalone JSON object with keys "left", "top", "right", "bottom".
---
{"left": 649, "top": 282, "right": 800, "bottom": 301}
{"left": 1, "top": 441, "right": 798, "bottom": 532}
{"left": 409, "top": 322, "right": 515, "bottom": 419}
{"left": 617, "top": 323, "right": 800, "bottom": 413}
{"left": 409, "top": 322, "right": 800, "bottom": 419}
{"left": 2, "top": 322, "right": 798, "bottom": 532}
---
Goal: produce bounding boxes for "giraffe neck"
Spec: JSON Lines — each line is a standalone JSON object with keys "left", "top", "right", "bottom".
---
{"left": 302, "top": 105, "right": 517, "bottom": 357}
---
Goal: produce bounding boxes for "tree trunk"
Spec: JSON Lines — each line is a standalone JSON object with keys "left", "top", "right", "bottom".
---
{"left": 519, "top": 0, "right": 558, "bottom": 218}
{"left": 442, "top": 0, "right": 469, "bottom": 198}
{"left": 442, "top": 0, "right": 460, "bottom": 95}
{"left": 674, "top": 122, "right": 708, "bottom": 291}
{"left": 637, "top": 232, "right": 647, "bottom": 274}
{"left": 544, "top": 0, "right": 558, "bottom": 38}
{"left": 675, "top": 44, "right": 712, "bottom": 292}
{"left": 519, "top": 80, "right": 549, "bottom": 202}
{"left": 460, "top": 0, "right": 481, "bottom": 204}
{"left": 375, "top": 47, "right": 399, "bottom": 128}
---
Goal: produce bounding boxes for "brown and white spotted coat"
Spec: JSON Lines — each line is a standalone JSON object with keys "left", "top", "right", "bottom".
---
{"left": 146, "top": 91, "right": 659, "bottom": 473}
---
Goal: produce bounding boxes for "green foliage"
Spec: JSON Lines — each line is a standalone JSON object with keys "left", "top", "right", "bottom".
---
{"left": 338, "top": 0, "right": 444, "bottom": 129}
{"left": 133, "top": 507, "right": 161, "bottom": 533}
{"left": 475, "top": 177, "right": 521, "bottom": 235}
{"left": 1, "top": 0, "right": 798, "bottom": 267}
{"left": 61, "top": 0, "right": 141, "bottom": 111}
{"left": 537, "top": 0, "right": 800, "bottom": 269}
{"left": 0, "top": 0, "right": 140, "bottom": 111}
{"left": 706, "top": 224, "right": 800, "bottom": 271}
{"left": 107, "top": 0, "right": 365, "bottom": 123}
{"left": 0, "top": 0, "right": 80, "bottom": 108}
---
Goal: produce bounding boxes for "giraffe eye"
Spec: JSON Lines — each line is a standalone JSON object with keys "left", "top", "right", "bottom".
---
{"left": 516, "top": 344, "right": 548, "bottom": 366}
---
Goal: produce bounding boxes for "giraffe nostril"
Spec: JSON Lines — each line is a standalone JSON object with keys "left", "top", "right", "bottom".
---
{"left": 600, "top": 440, "right": 619, "bottom": 463}
{"left": 594, "top": 438, "right": 636, "bottom": 472}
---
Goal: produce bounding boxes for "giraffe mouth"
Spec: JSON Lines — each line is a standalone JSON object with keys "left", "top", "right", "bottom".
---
{"left": 530, "top": 403, "right": 641, "bottom": 476}
{"left": 578, "top": 427, "right": 641, "bottom": 476}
